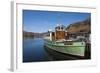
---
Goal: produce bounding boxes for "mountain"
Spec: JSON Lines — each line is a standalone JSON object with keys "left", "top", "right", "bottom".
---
{"left": 66, "top": 18, "right": 91, "bottom": 34}
{"left": 23, "top": 31, "right": 44, "bottom": 38}
{"left": 23, "top": 31, "right": 34, "bottom": 38}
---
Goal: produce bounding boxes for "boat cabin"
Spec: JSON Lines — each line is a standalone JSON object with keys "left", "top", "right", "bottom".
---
{"left": 49, "top": 25, "right": 69, "bottom": 41}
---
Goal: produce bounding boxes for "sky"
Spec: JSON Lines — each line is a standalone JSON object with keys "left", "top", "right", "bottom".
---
{"left": 23, "top": 10, "right": 91, "bottom": 33}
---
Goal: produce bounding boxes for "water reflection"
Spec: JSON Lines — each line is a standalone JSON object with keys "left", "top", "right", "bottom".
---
{"left": 23, "top": 38, "right": 88, "bottom": 63}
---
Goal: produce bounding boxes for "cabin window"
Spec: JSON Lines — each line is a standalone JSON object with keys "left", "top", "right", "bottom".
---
{"left": 64, "top": 42, "right": 73, "bottom": 45}
{"left": 52, "top": 32, "right": 55, "bottom": 36}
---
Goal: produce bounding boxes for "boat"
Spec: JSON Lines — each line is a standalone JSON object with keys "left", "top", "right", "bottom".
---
{"left": 44, "top": 39, "right": 86, "bottom": 57}
{"left": 43, "top": 24, "right": 86, "bottom": 58}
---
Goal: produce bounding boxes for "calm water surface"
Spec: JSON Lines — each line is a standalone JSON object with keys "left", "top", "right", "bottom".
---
{"left": 23, "top": 38, "right": 83, "bottom": 63}
{"left": 23, "top": 38, "right": 51, "bottom": 62}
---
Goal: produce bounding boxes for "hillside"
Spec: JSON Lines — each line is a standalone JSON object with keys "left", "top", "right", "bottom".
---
{"left": 66, "top": 18, "right": 91, "bottom": 34}
{"left": 23, "top": 31, "right": 34, "bottom": 38}
{"left": 23, "top": 31, "right": 44, "bottom": 38}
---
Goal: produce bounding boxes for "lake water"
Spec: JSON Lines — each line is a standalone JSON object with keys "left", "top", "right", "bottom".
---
{"left": 23, "top": 38, "right": 82, "bottom": 63}
{"left": 23, "top": 38, "right": 51, "bottom": 62}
